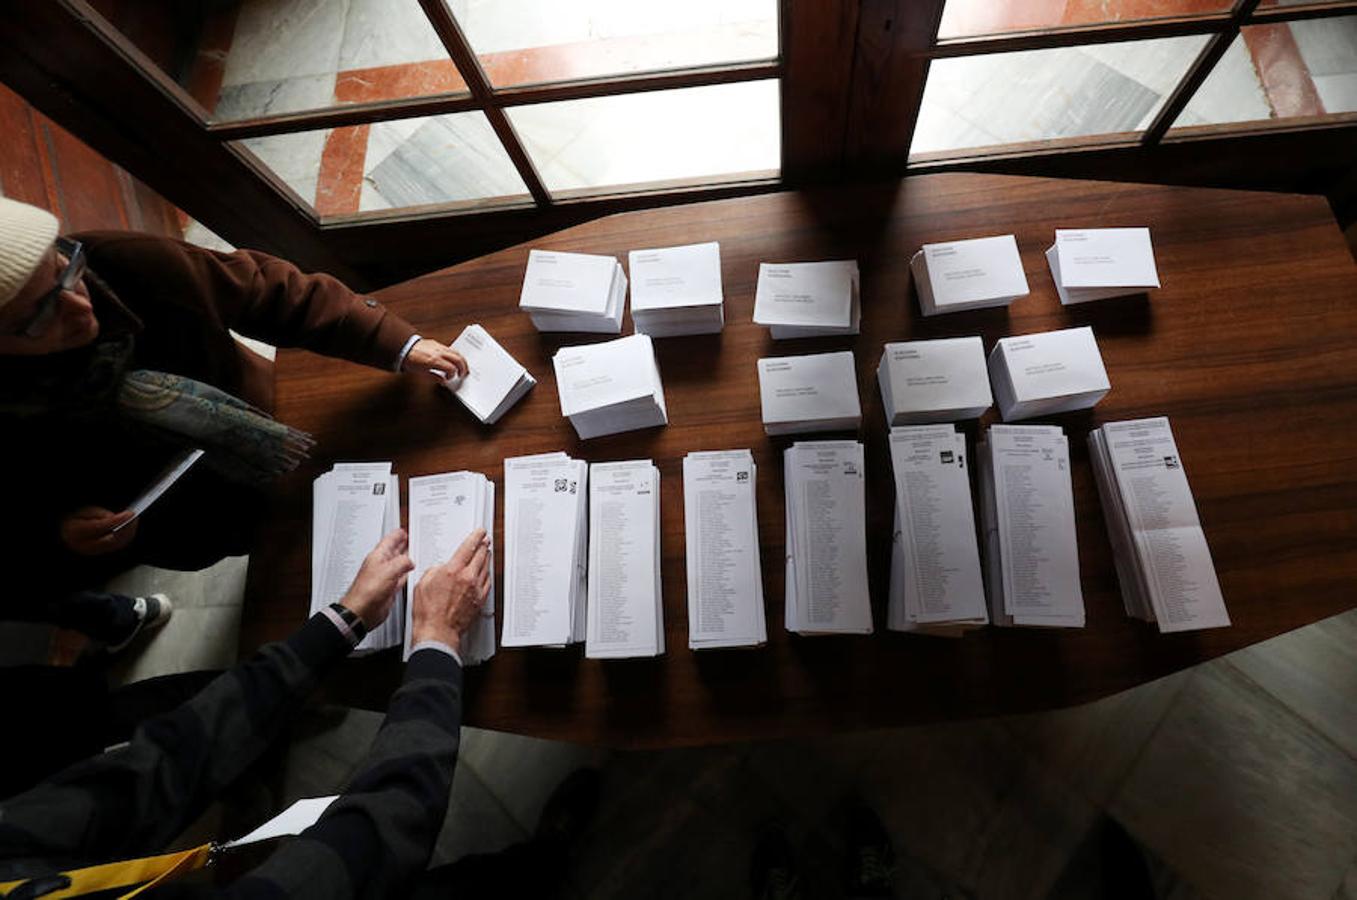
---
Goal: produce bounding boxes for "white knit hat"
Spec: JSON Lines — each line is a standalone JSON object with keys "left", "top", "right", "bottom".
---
{"left": 0, "top": 197, "right": 60, "bottom": 309}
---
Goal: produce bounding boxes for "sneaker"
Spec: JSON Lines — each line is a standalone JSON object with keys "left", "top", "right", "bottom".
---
{"left": 750, "top": 827, "right": 802, "bottom": 900}
{"left": 843, "top": 803, "right": 895, "bottom": 897}
{"left": 107, "top": 593, "right": 173, "bottom": 654}
{"left": 534, "top": 768, "right": 601, "bottom": 853}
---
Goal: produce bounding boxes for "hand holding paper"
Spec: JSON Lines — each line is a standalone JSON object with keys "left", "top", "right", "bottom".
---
{"left": 340, "top": 528, "right": 414, "bottom": 629}
{"left": 411, "top": 527, "right": 492, "bottom": 652}
{"left": 403, "top": 337, "right": 469, "bottom": 382}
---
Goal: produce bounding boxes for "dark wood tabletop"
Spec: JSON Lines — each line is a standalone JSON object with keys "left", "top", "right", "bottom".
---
{"left": 242, "top": 172, "right": 1357, "bottom": 749}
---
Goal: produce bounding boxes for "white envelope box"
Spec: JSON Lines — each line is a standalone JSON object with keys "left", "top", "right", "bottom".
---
{"left": 911, "top": 235, "right": 1030, "bottom": 316}
{"left": 878, "top": 336, "right": 992, "bottom": 425}
{"left": 987, "top": 326, "right": 1110, "bottom": 421}
{"left": 1047, "top": 228, "right": 1160, "bottom": 305}
{"left": 758, "top": 350, "right": 862, "bottom": 435}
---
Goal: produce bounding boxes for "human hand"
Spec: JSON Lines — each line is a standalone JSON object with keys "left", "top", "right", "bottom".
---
{"left": 402, "top": 338, "right": 469, "bottom": 383}
{"left": 60, "top": 506, "right": 137, "bottom": 555}
{"left": 341, "top": 528, "right": 414, "bottom": 629}
{"left": 410, "top": 527, "right": 491, "bottom": 653}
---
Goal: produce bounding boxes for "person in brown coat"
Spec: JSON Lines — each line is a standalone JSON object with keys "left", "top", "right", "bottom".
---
{"left": 0, "top": 197, "right": 468, "bottom": 640}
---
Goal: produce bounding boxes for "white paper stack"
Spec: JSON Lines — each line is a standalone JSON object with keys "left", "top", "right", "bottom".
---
{"left": 752, "top": 260, "right": 860, "bottom": 339}
{"left": 553, "top": 333, "right": 668, "bottom": 439}
{"left": 988, "top": 326, "right": 1110, "bottom": 421}
{"left": 628, "top": 241, "right": 725, "bottom": 337}
{"left": 976, "top": 426, "right": 1085, "bottom": 628}
{"left": 758, "top": 350, "right": 862, "bottom": 436}
{"left": 877, "top": 337, "right": 993, "bottom": 426}
{"left": 405, "top": 471, "right": 497, "bottom": 666}
{"left": 519, "top": 249, "right": 626, "bottom": 333}
{"left": 586, "top": 460, "right": 664, "bottom": 659}
{"left": 683, "top": 450, "right": 767, "bottom": 650}
{"left": 311, "top": 462, "right": 403, "bottom": 652}
{"left": 501, "top": 452, "right": 589, "bottom": 648}
{"left": 783, "top": 441, "right": 873, "bottom": 635}
{"left": 1088, "top": 418, "right": 1230, "bottom": 632}
{"left": 443, "top": 324, "right": 536, "bottom": 424}
{"left": 911, "top": 235, "right": 1029, "bottom": 316}
{"left": 886, "top": 426, "right": 987, "bottom": 635}
{"left": 1046, "top": 228, "right": 1160, "bottom": 305}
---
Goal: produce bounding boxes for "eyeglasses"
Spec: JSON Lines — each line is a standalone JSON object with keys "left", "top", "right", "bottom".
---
{"left": 20, "top": 238, "right": 87, "bottom": 339}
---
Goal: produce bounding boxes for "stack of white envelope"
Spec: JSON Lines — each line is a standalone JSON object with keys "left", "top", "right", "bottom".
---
{"left": 976, "top": 425, "right": 1085, "bottom": 628}
{"left": 501, "top": 452, "right": 589, "bottom": 648}
{"left": 758, "top": 350, "right": 862, "bottom": 436}
{"left": 553, "top": 333, "right": 668, "bottom": 439}
{"left": 311, "top": 462, "right": 403, "bottom": 652}
{"left": 683, "top": 449, "right": 767, "bottom": 649}
{"left": 443, "top": 324, "right": 535, "bottom": 425}
{"left": 586, "top": 460, "right": 664, "bottom": 659}
{"left": 519, "top": 249, "right": 626, "bottom": 333}
{"left": 886, "top": 425, "right": 988, "bottom": 635}
{"left": 877, "top": 336, "right": 993, "bottom": 426}
{"left": 752, "top": 260, "right": 860, "bottom": 338}
{"left": 783, "top": 440, "right": 873, "bottom": 635}
{"left": 1046, "top": 227, "right": 1160, "bottom": 305}
{"left": 404, "top": 471, "right": 497, "bottom": 665}
{"left": 911, "top": 235, "right": 1029, "bottom": 316}
{"left": 628, "top": 241, "right": 725, "bottom": 337}
{"left": 988, "top": 326, "right": 1110, "bottom": 421}
{"left": 1088, "top": 417, "right": 1230, "bottom": 633}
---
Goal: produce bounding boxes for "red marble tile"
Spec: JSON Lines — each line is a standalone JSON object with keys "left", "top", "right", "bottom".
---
{"left": 1242, "top": 23, "right": 1326, "bottom": 118}
{"left": 185, "top": 4, "right": 240, "bottom": 114}
{"left": 315, "top": 124, "right": 369, "bottom": 217}
{"left": 939, "top": 0, "right": 1230, "bottom": 39}
{"left": 335, "top": 59, "right": 466, "bottom": 104}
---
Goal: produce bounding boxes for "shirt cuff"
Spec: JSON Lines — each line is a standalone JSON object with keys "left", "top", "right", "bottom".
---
{"left": 320, "top": 606, "right": 363, "bottom": 648}
{"left": 410, "top": 639, "right": 463, "bottom": 667}
{"left": 394, "top": 333, "right": 422, "bottom": 372}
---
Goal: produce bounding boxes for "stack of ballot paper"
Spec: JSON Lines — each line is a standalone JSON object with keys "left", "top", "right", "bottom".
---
{"left": 758, "top": 350, "right": 862, "bottom": 436}
{"left": 784, "top": 441, "right": 873, "bottom": 635}
{"left": 311, "top": 462, "right": 403, "bottom": 652}
{"left": 553, "top": 333, "right": 668, "bottom": 439}
{"left": 586, "top": 460, "right": 664, "bottom": 659}
{"left": 628, "top": 241, "right": 725, "bottom": 337}
{"left": 1046, "top": 228, "right": 1160, "bottom": 305}
{"left": 752, "top": 260, "right": 860, "bottom": 338}
{"left": 977, "top": 426, "right": 1085, "bottom": 628}
{"left": 1088, "top": 418, "right": 1230, "bottom": 632}
{"left": 501, "top": 452, "right": 589, "bottom": 648}
{"left": 443, "top": 324, "right": 535, "bottom": 424}
{"left": 877, "top": 337, "right": 993, "bottom": 426}
{"left": 886, "top": 426, "right": 988, "bottom": 635}
{"left": 405, "top": 471, "right": 496, "bottom": 665}
{"left": 518, "top": 249, "right": 626, "bottom": 333}
{"left": 683, "top": 450, "right": 767, "bottom": 649}
{"left": 911, "top": 235, "right": 1029, "bottom": 316}
{"left": 988, "top": 326, "right": 1110, "bottom": 421}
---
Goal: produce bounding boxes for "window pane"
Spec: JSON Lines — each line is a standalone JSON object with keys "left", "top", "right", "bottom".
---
{"left": 453, "top": 0, "right": 778, "bottom": 87}
{"left": 938, "top": 0, "right": 1232, "bottom": 40}
{"left": 235, "top": 111, "right": 529, "bottom": 216}
{"left": 910, "top": 36, "right": 1209, "bottom": 159}
{"left": 1169, "top": 16, "right": 1357, "bottom": 130}
{"left": 506, "top": 80, "right": 779, "bottom": 195}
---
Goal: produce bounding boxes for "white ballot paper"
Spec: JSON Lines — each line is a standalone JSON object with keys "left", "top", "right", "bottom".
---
{"left": 988, "top": 326, "right": 1110, "bottom": 421}
{"left": 784, "top": 441, "right": 873, "bottom": 635}
{"left": 628, "top": 241, "right": 725, "bottom": 337}
{"left": 911, "top": 235, "right": 1029, "bottom": 317}
{"left": 311, "top": 462, "right": 404, "bottom": 652}
{"left": 1047, "top": 228, "right": 1160, "bottom": 305}
{"left": 586, "top": 460, "right": 664, "bottom": 659}
{"left": 223, "top": 795, "right": 339, "bottom": 849}
{"left": 886, "top": 426, "right": 987, "bottom": 635}
{"left": 752, "top": 260, "right": 860, "bottom": 338}
{"left": 443, "top": 324, "right": 535, "bottom": 424}
{"left": 113, "top": 448, "right": 206, "bottom": 531}
{"left": 553, "top": 333, "right": 668, "bottom": 439}
{"left": 502, "top": 452, "right": 589, "bottom": 648}
{"left": 683, "top": 450, "right": 767, "bottom": 649}
{"left": 977, "top": 426, "right": 1085, "bottom": 628}
{"left": 877, "top": 337, "right": 992, "bottom": 426}
{"left": 405, "top": 471, "right": 497, "bottom": 666}
{"left": 519, "top": 249, "right": 626, "bottom": 333}
{"left": 1089, "top": 417, "right": 1229, "bottom": 632}
{"left": 758, "top": 350, "right": 862, "bottom": 436}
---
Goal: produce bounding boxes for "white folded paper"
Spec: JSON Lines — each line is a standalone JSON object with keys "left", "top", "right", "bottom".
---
{"left": 683, "top": 449, "right": 767, "bottom": 649}
{"left": 519, "top": 249, "right": 626, "bottom": 333}
{"left": 988, "top": 326, "right": 1110, "bottom": 421}
{"left": 1047, "top": 228, "right": 1159, "bottom": 305}
{"left": 443, "top": 324, "right": 536, "bottom": 424}
{"left": 1088, "top": 417, "right": 1229, "bottom": 632}
{"left": 877, "top": 336, "right": 992, "bottom": 426}
{"left": 758, "top": 350, "right": 862, "bottom": 436}
{"left": 911, "top": 235, "right": 1029, "bottom": 317}
{"left": 586, "top": 459, "right": 664, "bottom": 658}
{"left": 553, "top": 333, "right": 668, "bottom": 439}
{"left": 628, "top": 241, "right": 725, "bottom": 337}
{"left": 753, "top": 260, "right": 860, "bottom": 339}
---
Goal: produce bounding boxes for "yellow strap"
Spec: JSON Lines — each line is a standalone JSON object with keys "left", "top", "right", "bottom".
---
{"left": 0, "top": 843, "right": 212, "bottom": 899}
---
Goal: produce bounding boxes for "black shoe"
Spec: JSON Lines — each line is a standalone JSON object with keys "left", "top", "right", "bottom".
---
{"left": 750, "top": 826, "right": 802, "bottom": 900}
{"left": 534, "top": 768, "right": 601, "bottom": 854}
{"left": 843, "top": 803, "right": 895, "bottom": 897}
{"left": 107, "top": 594, "right": 173, "bottom": 654}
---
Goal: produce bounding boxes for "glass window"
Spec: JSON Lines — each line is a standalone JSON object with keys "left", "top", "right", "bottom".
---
{"left": 937, "top": 0, "right": 1232, "bottom": 40}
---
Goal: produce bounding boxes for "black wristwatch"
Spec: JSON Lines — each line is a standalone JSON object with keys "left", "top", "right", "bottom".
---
{"left": 329, "top": 603, "right": 369, "bottom": 641}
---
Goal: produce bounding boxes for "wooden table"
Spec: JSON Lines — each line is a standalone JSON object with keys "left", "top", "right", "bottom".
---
{"left": 242, "top": 173, "right": 1357, "bottom": 749}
